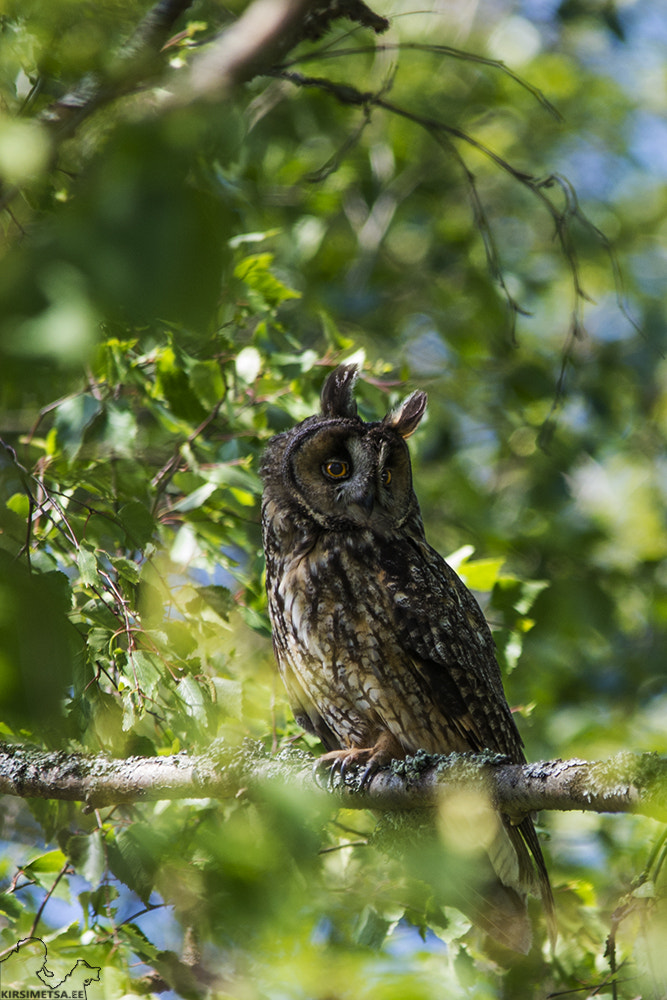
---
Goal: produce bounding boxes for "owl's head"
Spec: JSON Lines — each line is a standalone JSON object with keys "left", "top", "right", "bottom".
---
{"left": 260, "top": 366, "right": 427, "bottom": 535}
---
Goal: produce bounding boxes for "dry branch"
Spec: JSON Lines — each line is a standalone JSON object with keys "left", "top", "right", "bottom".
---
{"left": 0, "top": 741, "right": 665, "bottom": 820}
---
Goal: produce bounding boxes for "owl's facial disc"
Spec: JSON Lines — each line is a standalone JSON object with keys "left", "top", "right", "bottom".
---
{"left": 289, "top": 426, "right": 413, "bottom": 532}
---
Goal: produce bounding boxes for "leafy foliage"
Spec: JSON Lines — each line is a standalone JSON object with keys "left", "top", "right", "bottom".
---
{"left": 1, "top": 0, "right": 667, "bottom": 997}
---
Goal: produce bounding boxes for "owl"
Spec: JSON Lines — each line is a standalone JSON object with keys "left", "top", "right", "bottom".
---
{"left": 260, "top": 365, "right": 554, "bottom": 952}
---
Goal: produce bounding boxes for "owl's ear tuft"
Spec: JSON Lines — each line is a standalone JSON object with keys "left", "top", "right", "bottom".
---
{"left": 320, "top": 365, "right": 359, "bottom": 419}
{"left": 384, "top": 390, "right": 427, "bottom": 438}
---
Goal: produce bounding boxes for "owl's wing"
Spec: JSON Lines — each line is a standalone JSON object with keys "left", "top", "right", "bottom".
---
{"left": 383, "top": 536, "right": 556, "bottom": 942}
{"left": 385, "top": 537, "right": 527, "bottom": 764}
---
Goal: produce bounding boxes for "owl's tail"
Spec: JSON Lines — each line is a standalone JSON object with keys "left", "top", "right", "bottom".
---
{"left": 464, "top": 878, "right": 533, "bottom": 954}
{"left": 515, "top": 812, "right": 558, "bottom": 948}
{"left": 440, "top": 806, "right": 555, "bottom": 954}
{"left": 473, "top": 815, "right": 556, "bottom": 954}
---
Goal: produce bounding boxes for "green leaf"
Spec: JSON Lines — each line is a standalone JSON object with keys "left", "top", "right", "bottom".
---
{"left": 212, "top": 677, "right": 243, "bottom": 720}
{"left": 155, "top": 344, "right": 207, "bottom": 423}
{"left": 491, "top": 576, "right": 549, "bottom": 617}
{"left": 121, "top": 691, "right": 137, "bottom": 732}
{"left": 170, "top": 481, "right": 218, "bottom": 513}
{"left": 445, "top": 545, "right": 476, "bottom": 571}
{"left": 207, "top": 463, "right": 261, "bottom": 495}
{"left": 77, "top": 545, "right": 98, "bottom": 587}
{"left": 163, "top": 620, "right": 197, "bottom": 660}
{"left": 53, "top": 393, "right": 103, "bottom": 459}
{"left": 355, "top": 906, "right": 392, "bottom": 949}
{"left": 25, "top": 849, "right": 67, "bottom": 874}
{"left": 188, "top": 359, "right": 225, "bottom": 410}
{"left": 109, "top": 827, "right": 157, "bottom": 904}
{"left": 234, "top": 253, "right": 301, "bottom": 308}
{"left": 458, "top": 557, "right": 505, "bottom": 592}
{"left": 0, "top": 555, "right": 74, "bottom": 729}
{"left": 119, "top": 922, "right": 159, "bottom": 963}
{"left": 6, "top": 492, "right": 30, "bottom": 519}
{"left": 130, "top": 650, "right": 162, "bottom": 696}
{"left": 86, "top": 627, "right": 112, "bottom": 653}
{"left": 0, "top": 892, "right": 23, "bottom": 919}
{"left": 503, "top": 631, "right": 524, "bottom": 674}
{"left": 238, "top": 604, "right": 271, "bottom": 636}
{"left": 66, "top": 831, "right": 106, "bottom": 885}
{"left": 119, "top": 500, "right": 155, "bottom": 548}
{"left": 110, "top": 555, "right": 141, "bottom": 586}
{"left": 194, "top": 584, "right": 234, "bottom": 620}
{"left": 177, "top": 675, "right": 208, "bottom": 726}
{"left": 319, "top": 310, "right": 353, "bottom": 349}
{"left": 229, "top": 488, "right": 254, "bottom": 507}
{"left": 104, "top": 402, "right": 138, "bottom": 458}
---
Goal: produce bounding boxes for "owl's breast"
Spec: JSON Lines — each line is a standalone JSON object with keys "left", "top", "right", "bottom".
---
{"left": 271, "top": 534, "right": 380, "bottom": 671}
{"left": 265, "top": 531, "right": 455, "bottom": 754}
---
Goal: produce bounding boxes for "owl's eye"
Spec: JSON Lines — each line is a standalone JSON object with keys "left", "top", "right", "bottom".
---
{"left": 381, "top": 468, "right": 392, "bottom": 486}
{"left": 323, "top": 459, "right": 350, "bottom": 480}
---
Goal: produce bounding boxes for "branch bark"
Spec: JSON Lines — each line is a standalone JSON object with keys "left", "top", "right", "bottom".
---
{"left": 168, "top": 0, "right": 388, "bottom": 105}
{"left": 0, "top": 741, "right": 665, "bottom": 820}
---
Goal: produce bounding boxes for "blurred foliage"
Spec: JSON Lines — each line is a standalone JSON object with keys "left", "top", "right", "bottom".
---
{"left": 0, "top": 0, "right": 667, "bottom": 996}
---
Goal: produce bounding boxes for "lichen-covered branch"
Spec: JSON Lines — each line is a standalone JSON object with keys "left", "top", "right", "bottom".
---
{"left": 0, "top": 741, "right": 665, "bottom": 820}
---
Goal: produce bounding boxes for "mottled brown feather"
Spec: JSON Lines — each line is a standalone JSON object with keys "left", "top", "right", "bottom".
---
{"left": 260, "top": 367, "right": 555, "bottom": 952}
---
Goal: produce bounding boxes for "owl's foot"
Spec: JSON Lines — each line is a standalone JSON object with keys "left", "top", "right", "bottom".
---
{"left": 316, "top": 733, "right": 403, "bottom": 789}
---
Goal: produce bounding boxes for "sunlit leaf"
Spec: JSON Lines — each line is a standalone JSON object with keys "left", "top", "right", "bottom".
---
{"left": 25, "top": 849, "right": 67, "bottom": 874}
{"left": 458, "top": 557, "right": 505, "bottom": 592}
{"left": 0, "top": 0, "right": 663, "bottom": 994}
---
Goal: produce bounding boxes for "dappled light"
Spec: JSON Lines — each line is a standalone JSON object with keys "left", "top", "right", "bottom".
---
{"left": 0, "top": 0, "right": 666, "bottom": 996}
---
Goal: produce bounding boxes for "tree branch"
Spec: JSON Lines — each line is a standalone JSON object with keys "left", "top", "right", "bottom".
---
{"left": 170, "top": 0, "right": 387, "bottom": 104}
{"left": 0, "top": 741, "right": 665, "bottom": 820}
{"left": 0, "top": 0, "right": 390, "bottom": 217}
{"left": 35, "top": 0, "right": 389, "bottom": 129}
{"left": 173, "top": 0, "right": 314, "bottom": 103}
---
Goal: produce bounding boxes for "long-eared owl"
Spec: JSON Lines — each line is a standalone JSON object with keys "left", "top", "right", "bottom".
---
{"left": 260, "top": 365, "right": 554, "bottom": 952}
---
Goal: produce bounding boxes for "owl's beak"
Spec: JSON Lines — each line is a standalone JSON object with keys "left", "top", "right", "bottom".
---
{"left": 354, "top": 488, "right": 375, "bottom": 517}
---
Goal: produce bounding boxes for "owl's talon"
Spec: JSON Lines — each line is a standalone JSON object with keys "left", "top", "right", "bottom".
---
{"left": 312, "top": 755, "right": 340, "bottom": 790}
{"left": 314, "top": 745, "right": 394, "bottom": 789}
{"left": 328, "top": 761, "right": 343, "bottom": 790}
{"left": 359, "top": 761, "right": 380, "bottom": 788}
{"left": 312, "top": 752, "right": 345, "bottom": 790}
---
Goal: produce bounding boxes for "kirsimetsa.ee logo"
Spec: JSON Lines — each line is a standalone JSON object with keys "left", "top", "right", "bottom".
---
{"left": 0, "top": 937, "right": 101, "bottom": 999}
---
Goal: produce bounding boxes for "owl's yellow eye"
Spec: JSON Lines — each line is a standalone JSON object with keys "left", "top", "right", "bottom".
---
{"left": 323, "top": 459, "right": 350, "bottom": 480}
{"left": 381, "top": 468, "right": 392, "bottom": 486}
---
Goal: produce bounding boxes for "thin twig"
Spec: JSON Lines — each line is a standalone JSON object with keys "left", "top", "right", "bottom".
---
{"left": 277, "top": 42, "right": 562, "bottom": 121}
{"left": 28, "top": 863, "right": 73, "bottom": 939}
